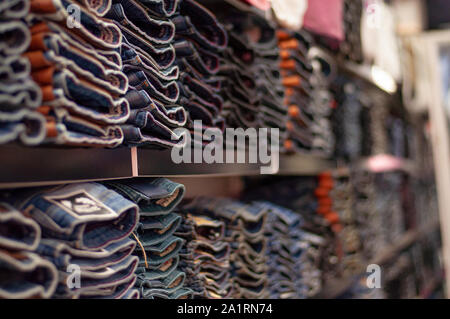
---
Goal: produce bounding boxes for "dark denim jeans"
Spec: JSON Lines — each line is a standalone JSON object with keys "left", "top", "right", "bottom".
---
{"left": 9, "top": 183, "right": 139, "bottom": 250}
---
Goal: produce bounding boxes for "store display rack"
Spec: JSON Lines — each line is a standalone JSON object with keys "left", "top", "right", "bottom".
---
{"left": 0, "top": 145, "right": 334, "bottom": 188}
{"left": 0, "top": 144, "right": 419, "bottom": 189}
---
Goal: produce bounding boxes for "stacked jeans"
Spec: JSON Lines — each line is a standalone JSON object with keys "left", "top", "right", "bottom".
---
{"left": 277, "top": 29, "right": 334, "bottom": 156}
{"left": 0, "top": 202, "right": 58, "bottom": 298}
{"left": 175, "top": 211, "right": 233, "bottom": 298}
{"left": 350, "top": 171, "right": 384, "bottom": 261}
{"left": 322, "top": 172, "right": 366, "bottom": 281}
{"left": 255, "top": 201, "right": 309, "bottom": 298}
{"left": 331, "top": 75, "right": 371, "bottom": 161}
{"left": 106, "top": 0, "right": 188, "bottom": 149}
{"left": 249, "top": 15, "right": 287, "bottom": 146}
{"left": 0, "top": 0, "right": 47, "bottom": 146}
{"left": 374, "top": 173, "right": 405, "bottom": 246}
{"left": 216, "top": 13, "right": 287, "bottom": 148}
{"left": 104, "top": 178, "right": 192, "bottom": 299}
{"left": 174, "top": 213, "right": 206, "bottom": 297}
{"left": 184, "top": 197, "right": 269, "bottom": 299}
{"left": 26, "top": 0, "right": 130, "bottom": 147}
{"left": 242, "top": 176, "right": 336, "bottom": 297}
{"left": 4, "top": 182, "right": 140, "bottom": 298}
{"left": 171, "top": 0, "right": 227, "bottom": 144}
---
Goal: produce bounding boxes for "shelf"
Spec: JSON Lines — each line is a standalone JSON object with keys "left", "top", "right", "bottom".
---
{"left": 0, "top": 144, "right": 134, "bottom": 189}
{"left": 136, "top": 148, "right": 264, "bottom": 177}
{"left": 0, "top": 145, "right": 335, "bottom": 189}
{"left": 278, "top": 153, "right": 335, "bottom": 175}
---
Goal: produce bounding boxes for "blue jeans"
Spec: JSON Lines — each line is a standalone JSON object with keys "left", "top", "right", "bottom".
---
{"left": 10, "top": 182, "right": 139, "bottom": 250}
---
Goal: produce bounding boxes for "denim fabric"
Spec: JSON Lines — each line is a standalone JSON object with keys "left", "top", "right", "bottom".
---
{"left": 39, "top": 69, "right": 130, "bottom": 125}
{"left": 172, "top": 0, "right": 227, "bottom": 52}
{"left": 38, "top": 106, "right": 125, "bottom": 147}
{"left": 174, "top": 39, "right": 220, "bottom": 76}
{"left": 0, "top": 109, "right": 46, "bottom": 145}
{"left": 183, "top": 197, "right": 269, "bottom": 299}
{"left": 128, "top": 92, "right": 187, "bottom": 127}
{"left": 55, "top": 255, "right": 139, "bottom": 297}
{"left": 80, "top": 277, "right": 139, "bottom": 299}
{"left": 0, "top": 55, "right": 30, "bottom": 81}
{"left": 126, "top": 69, "right": 179, "bottom": 104}
{"left": 0, "top": 203, "right": 41, "bottom": 252}
{"left": 0, "top": 79, "right": 42, "bottom": 109}
{"left": 121, "top": 29, "right": 175, "bottom": 69}
{"left": 0, "top": 20, "right": 30, "bottom": 55}
{"left": 135, "top": 255, "right": 179, "bottom": 281}
{"left": 25, "top": 0, "right": 129, "bottom": 145}
{"left": 10, "top": 183, "right": 139, "bottom": 250}
{"left": 277, "top": 29, "right": 335, "bottom": 156}
{"left": 0, "top": 249, "right": 58, "bottom": 299}
{"left": 108, "top": 1, "right": 175, "bottom": 44}
{"left": 123, "top": 107, "right": 184, "bottom": 144}
{"left": 73, "top": 0, "right": 112, "bottom": 17}
{"left": 169, "top": 0, "right": 227, "bottom": 135}
{"left": 29, "top": 21, "right": 123, "bottom": 71}
{"left": 175, "top": 211, "right": 233, "bottom": 299}
{"left": 105, "top": 0, "right": 182, "bottom": 149}
{"left": 135, "top": 234, "right": 183, "bottom": 263}
{"left": 0, "top": 0, "right": 29, "bottom": 19}
{"left": 179, "top": 73, "right": 222, "bottom": 114}
{"left": 104, "top": 179, "right": 190, "bottom": 299}
{"left": 26, "top": 33, "right": 128, "bottom": 94}
{"left": 104, "top": 178, "right": 185, "bottom": 216}
{"left": 139, "top": 0, "right": 179, "bottom": 17}
{"left": 30, "top": 0, "right": 122, "bottom": 49}
{"left": 36, "top": 237, "right": 136, "bottom": 270}
{"left": 135, "top": 214, "right": 181, "bottom": 246}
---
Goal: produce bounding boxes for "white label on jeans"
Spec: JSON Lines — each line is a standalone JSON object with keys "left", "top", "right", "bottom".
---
{"left": 45, "top": 190, "right": 118, "bottom": 219}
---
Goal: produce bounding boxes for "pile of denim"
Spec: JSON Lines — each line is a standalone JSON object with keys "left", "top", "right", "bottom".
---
{"left": 171, "top": 0, "right": 227, "bottom": 145}
{"left": 214, "top": 12, "right": 287, "bottom": 148}
{"left": 255, "top": 201, "right": 317, "bottom": 299}
{"left": 331, "top": 75, "right": 372, "bottom": 161}
{"left": 349, "top": 171, "right": 406, "bottom": 263}
{"left": 373, "top": 172, "right": 405, "bottom": 247}
{"left": 0, "top": 0, "right": 46, "bottom": 146}
{"left": 105, "top": 178, "right": 192, "bottom": 299}
{"left": 176, "top": 211, "right": 233, "bottom": 298}
{"left": 243, "top": 176, "right": 340, "bottom": 296}
{"left": 184, "top": 197, "right": 269, "bottom": 298}
{"left": 106, "top": 0, "right": 188, "bottom": 149}
{"left": 174, "top": 213, "right": 206, "bottom": 297}
{"left": 277, "top": 29, "right": 334, "bottom": 156}
{"left": 350, "top": 171, "right": 385, "bottom": 261}
{"left": 25, "top": 0, "right": 130, "bottom": 147}
{"left": 3, "top": 182, "right": 140, "bottom": 298}
{"left": 331, "top": 75, "right": 416, "bottom": 162}
{"left": 0, "top": 202, "right": 58, "bottom": 298}
{"left": 326, "top": 173, "right": 365, "bottom": 280}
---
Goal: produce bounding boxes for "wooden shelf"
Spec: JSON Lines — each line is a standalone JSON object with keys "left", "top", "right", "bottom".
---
{"left": 0, "top": 145, "right": 335, "bottom": 189}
